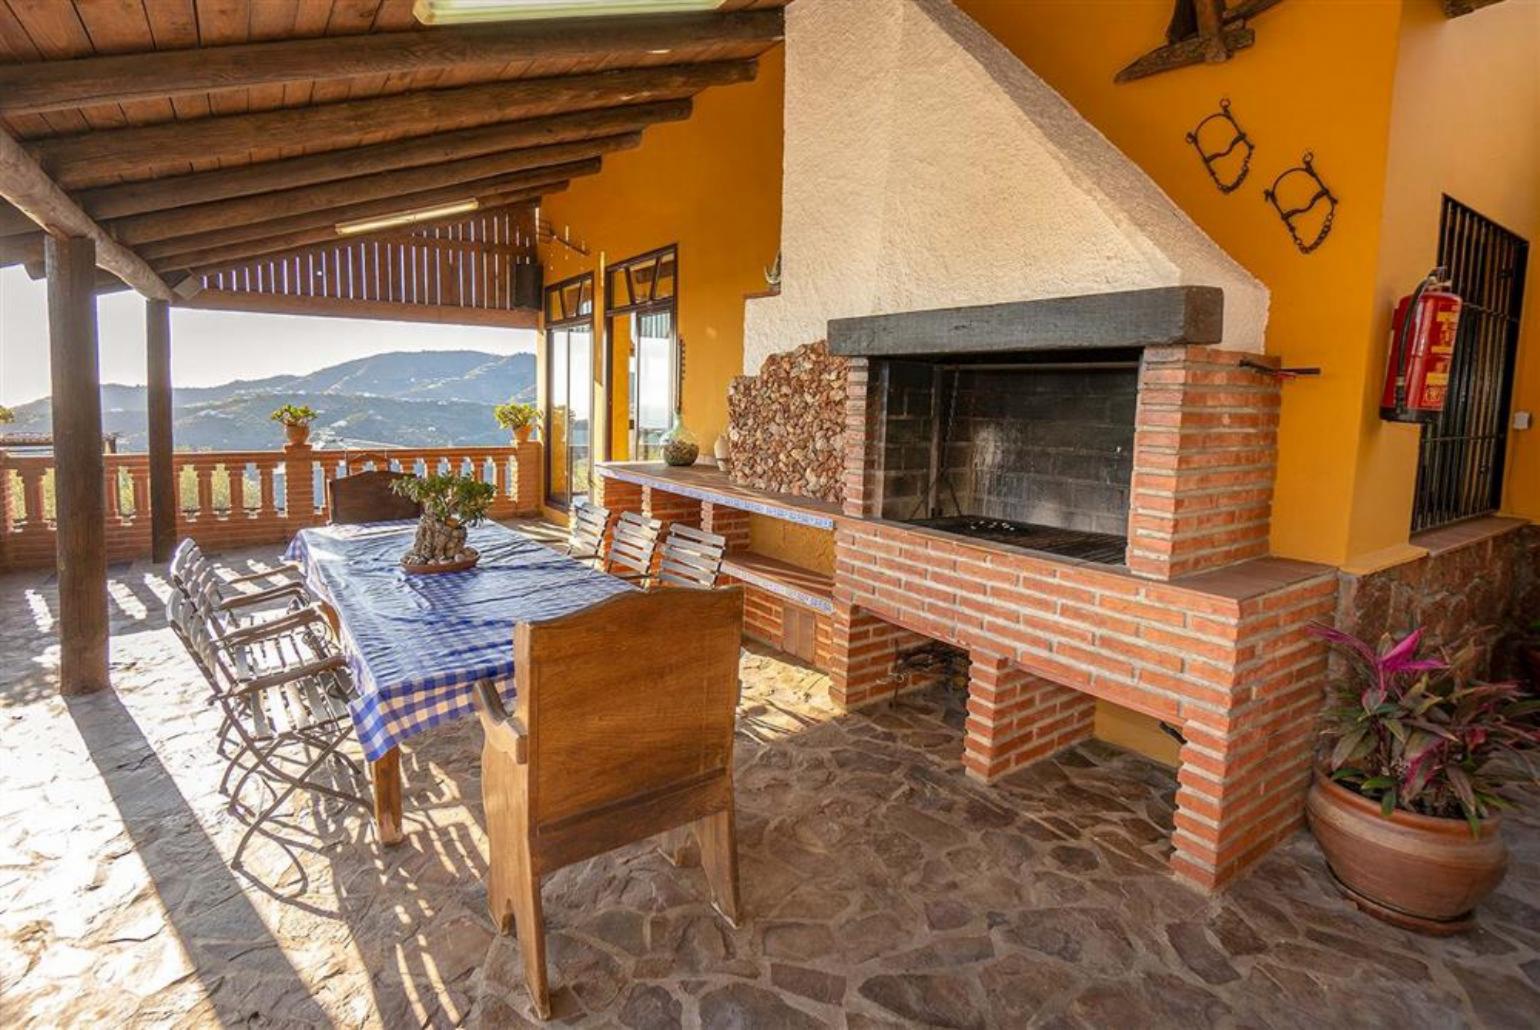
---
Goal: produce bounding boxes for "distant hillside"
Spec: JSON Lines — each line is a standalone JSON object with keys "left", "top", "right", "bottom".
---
{"left": 7, "top": 350, "right": 536, "bottom": 452}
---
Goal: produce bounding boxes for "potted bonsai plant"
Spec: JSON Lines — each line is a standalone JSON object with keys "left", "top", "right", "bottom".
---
{"left": 1307, "top": 625, "right": 1539, "bottom": 933}
{"left": 270, "top": 403, "right": 318, "bottom": 448}
{"left": 391, "top": 472, "right": 496, "bottom": 572}
{"left": 494, "top": 400, "right": 539, "bottom": 444}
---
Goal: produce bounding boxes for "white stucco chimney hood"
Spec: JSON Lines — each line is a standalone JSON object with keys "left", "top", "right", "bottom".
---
{"left": 743, "top": 0, "right": 1269, "bottom": 374}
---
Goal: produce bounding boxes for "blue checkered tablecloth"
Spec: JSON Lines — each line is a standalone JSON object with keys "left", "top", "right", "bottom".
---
{"left": 285, "top": 520, "right": 633, "bottom": 761}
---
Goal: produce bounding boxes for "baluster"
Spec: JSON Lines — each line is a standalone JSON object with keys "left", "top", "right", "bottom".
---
{"left": 194, "top": 461, "right": 216, "bottom": 519}
{"left": 258, "top": 462, "right": 277, "bottom": 517}
{"left": 226, "top": 463, "right": 245, "bottom": 518}
{"left": 19, "top": 465, "right": 48, "bottom": 528}
{"left": 495, "top": 452, "right": 510, "bottom": 500}
{"left": 103, "top": 464, "right": 122, "bottom": 520}
{"left": 130, "top": 463, "right": 150, "bottom": 521}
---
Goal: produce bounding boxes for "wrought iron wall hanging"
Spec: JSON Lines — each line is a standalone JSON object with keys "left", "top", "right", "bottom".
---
{"left": 1263, "top": 152, "right": 1337, "bottom": 253}
{"left": 1186, "top": 98, "right": 1253, "bottom": 193}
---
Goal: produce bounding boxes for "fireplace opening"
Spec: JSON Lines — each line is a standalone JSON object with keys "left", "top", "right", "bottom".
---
{"left": 875, "top": 348, "right": 1140, "bottom": 565}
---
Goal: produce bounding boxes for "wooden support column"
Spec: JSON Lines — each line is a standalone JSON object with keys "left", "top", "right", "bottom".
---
{"left": 146, "top": 298, "right": 175, "bottom": 562}
{"left": 46, "top": 235, "right": 110, "bottom": 695}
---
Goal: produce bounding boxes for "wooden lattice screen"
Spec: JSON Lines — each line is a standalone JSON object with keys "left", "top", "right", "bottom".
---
{"left": 186, "top": 209, "right": 542, "bottom": 328}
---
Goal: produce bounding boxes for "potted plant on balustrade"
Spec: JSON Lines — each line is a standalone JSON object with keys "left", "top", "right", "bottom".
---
{"left": 270, "top": 403, "right": 318, "bottom": 448}
{"left": 1308, "top": 625, "right": 1540, "bottom": 933}
{"left": 391, "top": 472, "right": 496, "bottom": 573}
{"left": 494, "top": 400, "right": 539, "bottom": 444}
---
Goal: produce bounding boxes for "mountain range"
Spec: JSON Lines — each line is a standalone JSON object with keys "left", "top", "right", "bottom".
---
{"left": 4, "top": 350, "right": 537, "bottom": 452}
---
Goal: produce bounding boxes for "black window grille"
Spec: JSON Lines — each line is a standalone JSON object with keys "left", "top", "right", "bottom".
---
{"left": 1411, "top": 197, "right": 1529, "bottom": 533}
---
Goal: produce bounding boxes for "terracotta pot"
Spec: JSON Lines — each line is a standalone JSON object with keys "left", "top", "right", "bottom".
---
{"left": 514, "top": 425, "right": 533, "bottom": 444}
{"left": 284, "top": 422, "right": 310, "bottom": 447}
{"left": 1306, "top": 769, "right": 1507, "bottom": 932}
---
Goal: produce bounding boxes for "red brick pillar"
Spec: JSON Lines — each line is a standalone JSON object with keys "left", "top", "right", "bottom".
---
{"left": 701, "top": 501, "right": 750, "bottom": 552}
{"left": 643, "top": 486, "right": 702, "bottom": 531}
{"left": 593, "top": 475, "right": 642, "bottom": 515}
{"left": 828, "top": 604, "right": 899, "bottom": 709}
{"left": 1127, "top": 346, "right": 1280, "bottom": 580}
{"left": 962, "top": 652, "right": 1095, "bottom": 783}
{"left": 511, "top": 441, "right": 541, "bottom": 515}
{"left": 1170, "top": 573, "right": 1335, "bottom": 890}
{"left": 841, "top": 358, "right": 877, "bottom": 519}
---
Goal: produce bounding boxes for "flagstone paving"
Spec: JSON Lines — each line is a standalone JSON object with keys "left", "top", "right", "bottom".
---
{"left": 3, "top": 539, "right": 1538, "bottom": 1028}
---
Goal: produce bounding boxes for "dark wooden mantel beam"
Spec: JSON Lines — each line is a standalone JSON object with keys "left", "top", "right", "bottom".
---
{"left": 0, "top": 10, "right": 781, "bottom": 115}
{"left": 33, "top": 62, "right": 756, "bottom": 190}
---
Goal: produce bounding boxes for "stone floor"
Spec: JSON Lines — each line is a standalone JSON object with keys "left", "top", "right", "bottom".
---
{"left": 3, "top": 540, "right": 1539, "bottom": 1029}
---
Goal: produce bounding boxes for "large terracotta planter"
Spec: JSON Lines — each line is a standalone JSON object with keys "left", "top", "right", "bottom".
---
{"left": 1306, "top": 770, "right": 1507, "bottom": 933}
{"left": 513, "top": 425, "right": 533, "bottom": 444}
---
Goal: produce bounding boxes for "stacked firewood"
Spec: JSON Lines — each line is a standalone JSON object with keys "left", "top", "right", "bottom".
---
{"left": 726, "top": 340, "right": 848, "bottom": 504}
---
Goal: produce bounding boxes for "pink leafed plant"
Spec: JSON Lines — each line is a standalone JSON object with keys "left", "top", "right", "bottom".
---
{"left": 1313, "top": 625, "right": 1540, "bottom": 831}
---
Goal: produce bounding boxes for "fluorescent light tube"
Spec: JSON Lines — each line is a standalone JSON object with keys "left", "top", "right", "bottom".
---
{"left": 335, "top": 199, "right": 480, "bottom": 236}
{"left": 415, "top": 0, "right": 722, "bottom": 25}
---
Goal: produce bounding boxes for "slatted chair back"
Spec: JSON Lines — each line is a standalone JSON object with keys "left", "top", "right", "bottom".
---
{"left": 655, "top": 524, "right": 727, "bottom": 590}
{"left": 566, "top": 501, "right": 611, "bottom": 560}
{"left": 602, "top": 511, "right": 661, "bottom": 578}
{"left": 473, "top": 586, "right": 745, "bottom": 1017}
{"left": 327, "top": 469, "right": 420, "bottom": 525}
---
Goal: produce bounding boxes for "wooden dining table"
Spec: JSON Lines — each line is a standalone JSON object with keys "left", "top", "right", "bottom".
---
{"left": 284, "top": 518, "right": 634, "bottom": 843}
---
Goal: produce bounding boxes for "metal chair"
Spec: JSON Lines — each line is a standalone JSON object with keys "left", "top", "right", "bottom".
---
{"left": 565, "top": 501, "right": 611, "bottom": 565}
{"left": 602, "top": 511, "right": 662, "bottom": 582}
{"left": 653, "top": 523, "right": 728, "bottom": 589}
{"left": 169, "top": 539, "right": 306, "bottom": 614}
{"left": 178, "top": 599, "right": 367, "bottom": 868}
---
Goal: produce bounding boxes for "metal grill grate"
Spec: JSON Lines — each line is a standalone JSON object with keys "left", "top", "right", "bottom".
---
{"left": 1411, "top": 198, "right": 1529, "bottom": 533}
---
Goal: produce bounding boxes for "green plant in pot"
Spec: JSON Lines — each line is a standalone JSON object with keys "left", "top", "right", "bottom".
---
{"left": 270, "top": 403, "right": 318, "bottom": 447}
{"left": 494, "top": 400, "right": 539, "bottom": 444}
{"left": 1307, "top": 625, "right": 1539, "bottom": 933}
{"left": 391, "top": 472, "right": 496, "bottom": 570}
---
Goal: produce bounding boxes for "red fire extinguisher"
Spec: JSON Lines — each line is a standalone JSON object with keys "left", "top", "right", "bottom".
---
{"left": 1380, "top": 268, "right": 1463, "bottom": 423}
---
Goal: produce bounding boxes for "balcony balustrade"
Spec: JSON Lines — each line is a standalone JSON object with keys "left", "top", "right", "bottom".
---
{"left": 0, "top": 442, "right": 542, "bottom": 571}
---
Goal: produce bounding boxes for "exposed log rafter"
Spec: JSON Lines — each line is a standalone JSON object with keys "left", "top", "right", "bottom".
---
{"left": 0, "top": 127, "right": 172, "bottom": 300}
{"left": 0, "top": 10, "right": 781, "bottom": 115}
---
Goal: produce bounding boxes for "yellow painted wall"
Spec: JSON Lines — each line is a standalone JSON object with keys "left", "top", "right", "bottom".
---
{"left": 956, "top": 0, "right": 1407, "bottom": 568}
{"left": 1365, "top": 0, "right": 1540, "bottom": 536}
{"left": 537, "top": 46, "right": 784, "bottom": 489}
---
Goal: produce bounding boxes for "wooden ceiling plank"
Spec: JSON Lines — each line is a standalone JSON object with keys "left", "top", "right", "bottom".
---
{"left": 34, "top": 61, "right": 753, "bottom": 188}
{"left": 167, "top": 187, "right": 560, "bottom": 274}
{"left": 0, "top": 10, "right": 782, "bottom": 115}
{"left": 114, "top": 138, "right": 629, "bottom": 245}
{"left": 7, "top": 98, "right": 686, "bottom": 233}
{"left": 143, "top": 164, "right": 591, "bottom": 261}
{"left": 195, "top": 0, "right": 252, "bottom": 117}
{"left": 0, "top": 124, "right": 172, "bottom": 298}
{"left": 5, "top": 2, "right": 115, "bottom": 134}
{"left": 74, "top": 0, "right": 177, "bottom": 128}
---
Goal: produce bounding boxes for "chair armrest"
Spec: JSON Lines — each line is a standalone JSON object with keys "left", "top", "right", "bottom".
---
{"left": 233, "top": 653, "right": 348, "bottom": 693}
{"left": 472, "top": 679, "right": 527, "bottom": 764}
{"left": 219, "top": 604, "right": 331, "bottom": 648}
{"left": 223, "top": 562, "right": 301, "bottom": 586}
{"left": 216, "top": 580, "right": 309, "bottom": 610}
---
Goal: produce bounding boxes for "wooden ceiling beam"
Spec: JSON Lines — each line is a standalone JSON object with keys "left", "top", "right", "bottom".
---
{"left": 141, "top": 162, "right": 594, "bottom": 263}
{"left": 0, "top": 127, "right": 172, "bottom": 300}
{"left": 0, "top": 10, "right": 782, "bottom": 115}
{"left": 34, "top": 62, "right": 756, "bottom": 190}
{"left": 156, "top": 183, "right": 567, "bottom": 275}
{"left": 6, "top": 100, "right": 689, "bottom": 233}
{"left": 111, "top": 135, "right": 635, "bottom": 246}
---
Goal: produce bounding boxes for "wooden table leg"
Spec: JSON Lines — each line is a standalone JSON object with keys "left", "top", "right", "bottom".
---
{"left": 371, "top": 747, "right": 404, "bottom": 846}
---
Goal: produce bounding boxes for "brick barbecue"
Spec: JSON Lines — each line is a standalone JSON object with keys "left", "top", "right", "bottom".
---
{"left": 824, "top": 287, "right": 1338, "bottom": 890}
{"left": 602, "top": 288, "right": 1337, "bottom": 891}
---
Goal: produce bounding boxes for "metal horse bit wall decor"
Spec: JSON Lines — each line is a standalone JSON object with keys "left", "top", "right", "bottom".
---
{"left": 1185, "top": 98, "right": 1254, "bottom": 193}
{"left": 1263, "top": 152, "right": 1338, "bottom": 254}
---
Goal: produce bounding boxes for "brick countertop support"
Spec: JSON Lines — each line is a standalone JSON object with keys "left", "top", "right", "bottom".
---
{"left": 830, "top": 516, "right": 1337, "bottom": 891}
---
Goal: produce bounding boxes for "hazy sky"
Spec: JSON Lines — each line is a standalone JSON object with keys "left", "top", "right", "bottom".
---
{"left": 0, "top": 266, "right": 537, "bottom": 407}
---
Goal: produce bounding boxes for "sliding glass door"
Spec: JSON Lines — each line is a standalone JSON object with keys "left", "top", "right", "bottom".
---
{"left": 544, "top": 274, "right": 594, "bottom": 510}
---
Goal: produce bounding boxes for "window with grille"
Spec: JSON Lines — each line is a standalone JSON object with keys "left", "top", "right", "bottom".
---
{"left": 1410, "top": 198, "right": 1529, "bottom": 532}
